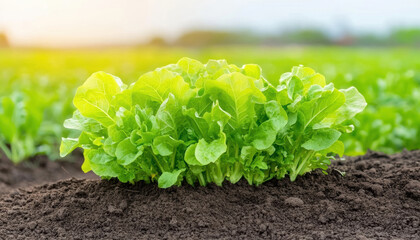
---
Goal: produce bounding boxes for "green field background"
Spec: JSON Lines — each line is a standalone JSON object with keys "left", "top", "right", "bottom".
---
{"left": 1, "top": 47, "right": 419, "bottom": 160}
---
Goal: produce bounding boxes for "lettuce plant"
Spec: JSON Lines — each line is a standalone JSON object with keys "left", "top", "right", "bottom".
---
{"left": 0, "top": 92, "right": 42, "bottom": 163}
{"left": 0, "top": 90, "right": 73, "bottom": 163}
{"left": 61, "top": 58, "right": 366, "bottom": 188}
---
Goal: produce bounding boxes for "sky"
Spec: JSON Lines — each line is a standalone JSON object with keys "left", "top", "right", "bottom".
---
{"left": 1, "top": 0, "right": 420, "bottom": 47}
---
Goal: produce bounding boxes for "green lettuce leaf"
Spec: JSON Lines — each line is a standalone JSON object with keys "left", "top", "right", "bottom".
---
{"left": 62, "top": 59, "right": 366, "bottom": 187}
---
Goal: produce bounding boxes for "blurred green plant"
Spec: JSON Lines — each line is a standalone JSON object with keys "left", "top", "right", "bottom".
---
{"left": 0, "top": 88, "right": 74, "bottom": 163}
{"left": 0, "top": 92, "right": 42, "bottom": 162}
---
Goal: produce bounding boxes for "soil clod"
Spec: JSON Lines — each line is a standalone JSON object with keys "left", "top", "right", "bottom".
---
{"left": 284, "top": 197, "right": 304, "bottom": 207}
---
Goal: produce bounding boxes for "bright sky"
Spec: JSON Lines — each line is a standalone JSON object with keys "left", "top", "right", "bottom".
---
{"left": 1, "top": 0, "right": 420, "bottom": 47}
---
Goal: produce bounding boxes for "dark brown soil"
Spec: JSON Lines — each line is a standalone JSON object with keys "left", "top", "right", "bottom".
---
{"left": 1, "top": 150, "right": 419, "bottom": 239}
{"left": 0, "top": 152, "right": 97, "bottom": 195}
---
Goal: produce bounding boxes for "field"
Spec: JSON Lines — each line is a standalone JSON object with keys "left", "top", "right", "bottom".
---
{"left": 1, "top": 46, "right": 420, "bottom": 238}
{"left": 1, "top": 46, "right": 419, "bottom": 162}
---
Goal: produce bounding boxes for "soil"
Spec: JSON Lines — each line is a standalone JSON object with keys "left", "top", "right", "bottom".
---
{"left": 1, "top": 150, "right": 419, "bottom": 239}
{"left": 0, "top": 152, "right": 97, "bottom": 195}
